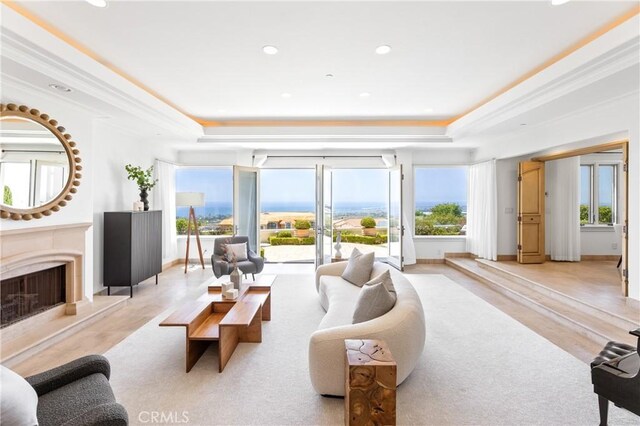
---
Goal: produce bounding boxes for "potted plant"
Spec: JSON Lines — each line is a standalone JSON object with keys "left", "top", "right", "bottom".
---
{"left": 125, "top": 164, "right": 158, "bottom": 211}
{"left": 361, "top": 216, "right": 377, "bottom": 236}
{"left": 294, "top": 219, "right": 311, "bottom": 238}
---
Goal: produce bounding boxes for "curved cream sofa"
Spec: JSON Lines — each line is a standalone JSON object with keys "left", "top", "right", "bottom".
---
{"left": 309, "top": 261, "right": 426, "bottom": 396}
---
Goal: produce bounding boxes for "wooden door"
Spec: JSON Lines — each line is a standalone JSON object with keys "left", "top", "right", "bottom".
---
{"left": 517, "top": 161, "right": 545, "bottom": 264}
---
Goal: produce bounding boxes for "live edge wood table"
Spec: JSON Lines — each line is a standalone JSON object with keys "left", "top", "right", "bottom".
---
{"left": 159, "top": 280, "right": 272, "bottom": 373}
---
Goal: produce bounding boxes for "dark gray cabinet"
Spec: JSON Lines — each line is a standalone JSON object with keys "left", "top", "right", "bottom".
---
{"left": 103, "top": 210, "right": 162, "bottom": 296}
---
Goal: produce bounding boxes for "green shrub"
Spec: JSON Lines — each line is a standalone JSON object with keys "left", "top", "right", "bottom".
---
{"left": 294, "top": 220, "right": 311, "bottom": 230}
{"left": 260, "top": 248, "right": 265, "bottom": 258}
{"left": 277, "top": 230, "right": 293, "bottom": 237}
{"left": 599, "top": 206, "right": 612, "bottom": 224}
{"left": 3, "top": 186, "right": 12, "bottom": 206}
{"left": 580, "top": 204, "right": 589, "bottom": 224}
{"left": 176, "top": 217, "right": 188, "bottom": 234}
{"left": 332, "top": 234, "right": 386, "bottom": 245}
{"left": 269, "top": 236, "right": 315, "bottom": 245}
{"left": 360, "top": 217, "right": 376, "bottom": 228}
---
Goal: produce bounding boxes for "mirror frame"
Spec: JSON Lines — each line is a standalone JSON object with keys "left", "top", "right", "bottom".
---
{"left": 0, "top": 103, "right": 81, "bottom": 221}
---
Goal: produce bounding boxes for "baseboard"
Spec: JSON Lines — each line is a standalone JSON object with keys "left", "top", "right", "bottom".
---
{"left": 162, "top": 259, "right": 182, "bottom": 271}
{"left": 444, "top": 252, "right": 475, "bottom": 259}
{"left": 416, "top": 259, "right": 445, "bottom": 264}
{"left": 579, "top": 255, "right": 620, "bottom": 261}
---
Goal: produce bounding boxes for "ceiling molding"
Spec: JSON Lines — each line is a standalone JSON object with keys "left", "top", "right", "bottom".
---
{"left": 195, "top": 118, "right": 454, "bottom": 128}
{"left": 449, "top": 27, "right": 640, "bottom": 139}
{"left": 197, "top": 134, "right": 453, "bottom": 145}
{"left": 0, "top": 7, "right": 202, "bottom": 138}
{"left": 449, "top": 4, "right": 640, "bottom": 126}
{"left": 2, "top": 1, "right": 637, "bottom": 130}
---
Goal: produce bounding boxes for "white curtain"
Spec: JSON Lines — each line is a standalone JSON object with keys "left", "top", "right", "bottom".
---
{"left": 402, "top": 212, "right": 417, "bottom": 265}
{"left": 466, "top": 160, "right": 497, "bottom": 261}
{"left": 154, "top": 160, "right": 178, "bottom": 262}
{"left": 548, "top": 157, "right": 581, "bottom": 261}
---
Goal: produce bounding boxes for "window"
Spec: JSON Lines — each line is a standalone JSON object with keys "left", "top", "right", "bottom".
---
{"left": 414, "top": 166, "right": 468, "bottom": 236}
{"left": 175, "top": 167, "right": 233, "bottom": 235}
{"left": 580, "top": 163, "right": 617, "bottom": 225}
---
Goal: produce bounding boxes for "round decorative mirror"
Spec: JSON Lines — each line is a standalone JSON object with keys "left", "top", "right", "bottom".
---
{"left": 0, "top": 103, "right": 81, "bottom": 221}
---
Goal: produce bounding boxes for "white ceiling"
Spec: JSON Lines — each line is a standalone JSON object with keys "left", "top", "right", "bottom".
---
{"left": 12, "top": 0, "right": 636, "bottom": 121}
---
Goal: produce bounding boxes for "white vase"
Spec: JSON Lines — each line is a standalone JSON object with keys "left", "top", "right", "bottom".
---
{"left": 230, "top": 266, "right": 242, "bottom": 290}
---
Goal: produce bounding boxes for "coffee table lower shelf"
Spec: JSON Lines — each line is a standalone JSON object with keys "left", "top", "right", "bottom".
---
{"left": 159, "top": 285, "right": 271, "bottom": 373}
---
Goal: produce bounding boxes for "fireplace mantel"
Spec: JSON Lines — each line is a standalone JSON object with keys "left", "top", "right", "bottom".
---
{"left": 0, "top": 222, "right": 92, "bottom": 316}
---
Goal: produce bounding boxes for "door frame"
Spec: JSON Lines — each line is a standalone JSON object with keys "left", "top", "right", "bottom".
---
{"left": 532, "top": 139, "right": 629, "bottom": 296}
{"left": 232, "top": 165, "right": 260, "bottom": 253}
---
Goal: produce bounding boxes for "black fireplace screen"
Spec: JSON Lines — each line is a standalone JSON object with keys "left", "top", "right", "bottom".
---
{"left": 1, "top": 265, "right": 66, "bottom": 327}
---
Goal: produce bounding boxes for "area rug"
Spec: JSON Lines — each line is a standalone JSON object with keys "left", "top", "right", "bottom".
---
{"left": 104, "top": 273, "right": 637, "bottom": 425}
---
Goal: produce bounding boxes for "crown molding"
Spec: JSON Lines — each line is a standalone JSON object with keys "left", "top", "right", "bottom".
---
{"left": 449, "top": 35, "right": 640, "bottom": 139}
{"left": 0, "top": 23, "right": 202, "bottom": 139}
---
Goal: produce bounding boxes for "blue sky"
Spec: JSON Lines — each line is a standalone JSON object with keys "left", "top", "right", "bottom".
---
{"left": 414, "top": 167, "right": 468, "bottom": 204}
{"left": 176, "top": 167, "right": 469, "bottom": 205}
{"left": 580, "top": 165, "right": 614, "bottom": 206}
{"left": 176, "top": 168, "right": 232, "bottom": 203}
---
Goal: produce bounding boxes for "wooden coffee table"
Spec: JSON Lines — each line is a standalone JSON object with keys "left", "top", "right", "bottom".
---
{"left": 159, "top": 279, "right": 272, "bottom": 373}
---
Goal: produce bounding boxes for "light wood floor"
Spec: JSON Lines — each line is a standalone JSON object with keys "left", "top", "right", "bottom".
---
{"left": 491, "top": 260, "right": 639, "bottom": 321}
{"left": 7, "top": 262, "right": 616, "bottom": 376}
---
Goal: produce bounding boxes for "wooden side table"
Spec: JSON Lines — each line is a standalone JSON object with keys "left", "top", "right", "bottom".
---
{"left": 345, "top": 339, "right": 397, "bottom": 426}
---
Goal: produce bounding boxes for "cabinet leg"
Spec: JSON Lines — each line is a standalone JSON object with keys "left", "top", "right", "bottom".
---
{"left": 107, "top": 286, "right": 110, "bottom": 296}
{"left": 130, "top": 286, "right": 133, "bottom": 298}
{"left": 156, "top": 274, "right": 158, "bottom": 285}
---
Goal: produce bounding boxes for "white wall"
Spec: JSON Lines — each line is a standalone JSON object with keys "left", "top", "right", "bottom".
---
{"left": 92, "top": 121, "right": 176, "bottom": 293}
{"left": 1, "top": 85, "right": 95, "bottom": 301}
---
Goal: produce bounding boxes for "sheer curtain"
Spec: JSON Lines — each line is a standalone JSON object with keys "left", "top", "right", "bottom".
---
{"left": 466, "top": 160, "right": 497, "bottom": 261}
{"left": 154, "top": 160, "right": 178, "bottom": 263}
{"left": 548, "top": 157, "right": 581, "bottom": 261}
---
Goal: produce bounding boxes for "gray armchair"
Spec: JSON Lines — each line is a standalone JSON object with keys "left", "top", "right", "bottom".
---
{"left": 26, "top": 355, "right": 128, "bottom": 426}
{"left": 211, "top": 236, "right": 264, "bottom": 279}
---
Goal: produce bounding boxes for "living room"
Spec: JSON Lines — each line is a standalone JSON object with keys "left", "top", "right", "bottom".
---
{"left": 1, "top": 1, "right": 639, "bottom": 425}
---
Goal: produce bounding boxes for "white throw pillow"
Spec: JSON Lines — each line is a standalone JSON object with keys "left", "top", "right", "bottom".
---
{"left": 225, "top": 242, "right": 248, "bottom": 262}
{"left": 341, "top": 248, "right": 375, "bottom": 287}
{"left": 352, "top": 282, "right": 396, "bottom": 324}
{"left": 365, "top": 270, "right": 396, "bottom": 298}
{"left": 0, "top": 365, "right": 39, "bottom": 426}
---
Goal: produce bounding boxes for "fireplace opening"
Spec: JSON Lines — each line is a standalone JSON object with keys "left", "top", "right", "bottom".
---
{"left": 1, "top": 265, "right": 66, "bottom": 328}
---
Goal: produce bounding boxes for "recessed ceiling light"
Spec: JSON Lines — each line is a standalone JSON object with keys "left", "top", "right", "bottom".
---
{"left": 281, "top": 93, "right": 292, "bottom": 98}
{"left": 423, "top": 108, "right": 434, "bottom": 113}
{"left": 520, "top": 123, "right": 527, "bottom": 126}
{"left": 48, "top": 83, "right": 72, "bottom": 93}
{"left": 375, "top": 45, "right": 392, "bottom": 55}
{"left": 85, "top": 0, "right": 107, "bottom": 7}
{"left": 325, "top": 73, "right": 334, "bottom": 78}
{"left": 263, "top": 45, "right": 279, "bottom": 55}
{"left": 217, "top": 109, "right": 227, "bottom": 113}
{"left": 551, "top": 0, "right": 570, "bottom": 5}
{"left": 359, "top": 92, "right": 371, "bottom": 98}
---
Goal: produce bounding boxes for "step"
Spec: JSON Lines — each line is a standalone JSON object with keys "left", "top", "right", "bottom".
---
{"left": 475, "top": 259, "right": 639, "bottom": 331}
{"left": 446, "top": 258, "right": 636, "bottom": 347}
{"left": 1, "top": 295, "right": 129, "bottom": 367}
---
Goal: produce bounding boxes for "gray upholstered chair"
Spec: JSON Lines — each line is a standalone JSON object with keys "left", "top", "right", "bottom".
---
{"left": 211, "top": 236, "right": 264, "bottom": 279}
{"left": 25, "top": 355, "right": 128, "bottom": 426}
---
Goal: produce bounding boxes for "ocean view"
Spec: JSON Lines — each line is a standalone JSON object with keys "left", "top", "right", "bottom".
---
{"left": 177, "top": 201, "right": 467, "bottom": 219}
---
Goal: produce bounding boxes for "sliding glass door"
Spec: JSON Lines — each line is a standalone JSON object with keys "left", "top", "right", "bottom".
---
{"left": 387, "top": 165, "right": 403, "bottom": 270}
{"left": 233, "top": 166, "right": 260, "bottom": 253}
